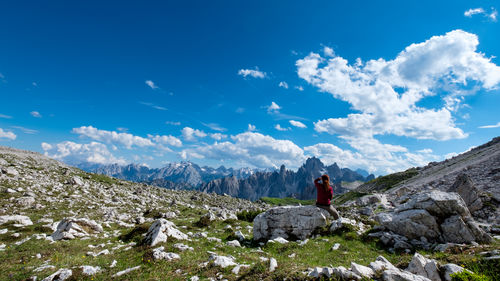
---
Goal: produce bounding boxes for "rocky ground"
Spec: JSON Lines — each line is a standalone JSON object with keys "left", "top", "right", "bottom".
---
{"left": 1, "top": 145, "right": 499, "bottom": 280}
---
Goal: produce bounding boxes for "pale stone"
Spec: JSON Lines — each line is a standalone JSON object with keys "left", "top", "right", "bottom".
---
{"left": 382, "top": 269, "right": 432, "bottom": 281}
{"left": 41, "top": 268, "right": 72, "bottom": 281}
{"left": 81, "top": 266, "right": 101, "bottom": 275}
{"left": 113, "top": 266, "right": 141, "bottom": 277}
{"left": 209, "top": 253, "right": 237, "bottom": 268}
{"left": 406, "top": 253, "right": 441, "bottom": 281}
{"left": 351, "top": 262, "right": 375, "bottom": 278}
{"left": 51, "top": 218, "right": 103, "bottom": 241}
{"left": 269, "top": 258, "right": 277, "bottom": 272}
{"left": 227, "top": 240, "right": 241, "bottom": 247}
{"left": 143, "top": 219, "right": 188, "bottom": 246}
{"left": 253, "top": 205, "right": 330, "bottom": 241}
{"left": 442, "top": 264, "right": 466, "bottom": 281}
{"left": 0, "top": 215, "right": 33, "bottom": 226}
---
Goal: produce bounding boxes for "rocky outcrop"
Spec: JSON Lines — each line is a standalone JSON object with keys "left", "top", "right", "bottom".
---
{"left": 0, "top": 215, "right": 33, "bottom": 227}
{"left": 51, "top": 218, "right": 103, "bottom": 241}
{"left": 375, "top": 191, "right": 491, "bottom": 245}
{"left": 449, "top": 174, "right": 483, "bottom": 213}
{"left": 253, "top": 205, "right": 330, "bottom": 241}
{"left": 143, "top": 219, "right": 188, "bottom": 246}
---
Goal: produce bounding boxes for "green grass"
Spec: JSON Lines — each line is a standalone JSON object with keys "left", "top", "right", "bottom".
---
{"left": 333, "top": 191, "right": 370, "bottom": 206}
{"left": 259, "top": 197, "right": 315, "bottom": 206}
{"left": 364, "top": 167, "right": 419, "bottom": 191}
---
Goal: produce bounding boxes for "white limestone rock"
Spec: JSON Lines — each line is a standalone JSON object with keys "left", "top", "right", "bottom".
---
{"left": 152, "top": 246, "right": 181, "bottom": 261}
{"left": 208, "top": 253, "right": 237, "bottom": 268}
{"left": 382, "top": 269, "right": 432, "bottom": 281}
{"left": 42, "top": 268, "right": 72, "bottom": 281}
{"left": 51, "top": 218, "right": 103, "bottom": 241}
{"left": 406, "top": 253, "right": 441, "bottom": 281}
{"left": 253, "top": 205, "right": 330, "bottom": 241}
{"left": 226, "top": 240, "right": 241, "bottom": 247}
{"left": 80, "top": 266, "right": 101, "bottom": 275}
{"left": 351, "top": 262, "right": 375, "bottom": 278}
{"left": 0, "top": 215, "right": 33, "bottom": 227}
{"left": 442, "top": 264, "right": 467, "bottom": 281}
{"left": 113, "top": 266, "right": 141, "bottom": 277}
{"left": 269, "top": 258, "right": 277, "bottom": 272}
{"left": 143, "top": 219, "right": 188, "bottom": 247}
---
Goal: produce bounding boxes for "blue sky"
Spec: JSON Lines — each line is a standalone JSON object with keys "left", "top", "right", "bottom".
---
{"left": 1, "top": 1, "right": 500, "bottom": 174}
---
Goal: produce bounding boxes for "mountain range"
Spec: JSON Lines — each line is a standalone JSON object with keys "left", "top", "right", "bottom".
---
{"left": 78, "top": 158, "right": 374, "bottom": 200}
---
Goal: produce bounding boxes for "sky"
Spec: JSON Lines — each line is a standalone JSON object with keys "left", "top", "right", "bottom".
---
{"left": 1, "top": 0, "right": 500, "bottom": 175}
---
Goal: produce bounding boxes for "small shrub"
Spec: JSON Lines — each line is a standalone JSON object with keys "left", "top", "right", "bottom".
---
{"left": 237, "top": 210, "right": 263, "bottom": 222}
{"left": 343, "top": 232, "right": 359, "bottom": 241}
{"left": 451, "top": 271, "right": 491, "bottom": 281}
{"left": 118, "top": 224, "right": 150, "bottom": 243}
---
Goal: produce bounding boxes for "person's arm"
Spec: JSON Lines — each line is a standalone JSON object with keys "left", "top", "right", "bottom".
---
{"left": 329, "top": 186, "right": 334, "bottom": 200}
{"left": 314, "top": 178, "right": 321, "bottom": 189}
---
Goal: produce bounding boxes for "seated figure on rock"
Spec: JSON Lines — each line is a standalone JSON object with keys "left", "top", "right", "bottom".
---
{"left": 314, "top": 174, "right": 340, "bottom": 220}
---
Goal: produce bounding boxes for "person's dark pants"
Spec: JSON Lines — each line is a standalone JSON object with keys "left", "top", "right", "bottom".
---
{"left": 316, "top": 203, "right": 340, "bottom": 220}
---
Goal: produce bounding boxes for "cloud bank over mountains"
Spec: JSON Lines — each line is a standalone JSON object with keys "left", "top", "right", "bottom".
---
{"left": 35, "top": 30, "right": 500, "bottom": 174}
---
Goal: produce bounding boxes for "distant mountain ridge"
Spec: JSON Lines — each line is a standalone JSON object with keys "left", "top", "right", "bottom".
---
{"left": 77, "top": 161, "right": 258, "bottom": 188}
{"left": 198, "top": 157, "right": 375, "bottom": 201}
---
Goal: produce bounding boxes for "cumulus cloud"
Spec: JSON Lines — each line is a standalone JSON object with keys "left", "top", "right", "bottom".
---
{"left": 42, "top": 141, "right": 127, "bottom": 165}
{"left": 30, "top": 111, "right": 42, "bottom": 118}
{"left": 247, "top": 124, "right": 256, "bottom": 131}
{"left": 295, "top": 85, "right": 304, "bottom": 91}
{"left": 267, "top": 101, "right": 281, "bottom": 113}
{"left": 305, "top": 136, "right": 439, "bottom": 174}
{"left": 479, "top": 122, "right": 500, "bottom": 129}
{"left": 289, "top": 120, "right": 307, "bottom": 128}
{"left": 73, "top": 126, "right": 154, "bottom": 149}
{"left": 279, "top": 81, "right": 289, "bottom": 89}
{"left": 323, "top": 46, "right": 334, "bottom": 57}
{"left": 210, "top": 133, "right": 227, "bottom": 140}
{"left": 274, "top": 124, "right": 290, "bottom": 131}
{"left": 180, "top": 132, "right": 306, "bottom": 168}
{"left": 238, "top": 68, "right": 266, "bottom": 79}
{"left": 145, "top": 80, "right": 159, "bottom": 89}
{"left": 181, "top": 127, "right": 207, "bottom": 141}
{"left": 297, "top": 30, "right": 500, "bottom": 141}
{"left": 147, "top": 134, "right": 183, "bottom": 147}
{"left": 0, "top": 128, "right": 16, "bottom": 140}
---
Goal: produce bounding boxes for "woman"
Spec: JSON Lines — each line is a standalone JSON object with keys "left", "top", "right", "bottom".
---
{"left": 314, "top": 174, "right": 340, "bottom": 220}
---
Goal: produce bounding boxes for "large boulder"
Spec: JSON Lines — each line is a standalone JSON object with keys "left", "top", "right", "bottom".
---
{"left": 376, "top": 191, "right": 491, "bottom": 245}
{"left": 449, "top": 174, "right": 482, "bottom": 213}
{"left": 143, "top": 219, "right": 188, "bottom": 246}
{"left": 253, "top": 205, "right": 330, "bottom": 241}
{"left": 406, "top": 253, "right": 440, "bottom": 281}
{"left": 0, "top": 215, "right": 33, "bottom": 227}
{"left": 51, "top": 218, "right": 103, "bottom": 241}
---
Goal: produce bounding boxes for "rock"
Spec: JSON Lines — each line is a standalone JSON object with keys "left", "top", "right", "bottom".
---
{"left": 143, "top": 219, "right": 188, "bottom": 246}
{"left": 173, "top": 243, "right": 193, "bottom": 251}
{"left": 449, "top": 174, "right": 482, "bottom": 212}
{"left": 442, "top": 264, "right": 466, "bottom": 281}
{"left": 80, "top": 266, "right": 101, "bottom": 275}
{"left": 396, "top": 191, "right": 470, "bottom": 218}
{"left": 253, "top": 205, "right": 330, "bottom": 241}
{"left": 41, "top": 268, "right": 72, "bottom": 281}
{"left": 330, "top": 217, "right": 359, "bottom": 233}
{"left": 356, "top": 194, "right": 383, "bottom": 206}
{"left": 351, "top": 262, "right": 375, "bottom": 278}
{"left": 369, "top": 256, "right": 398, "bottom": 273}
{"left": 67, "top": 176, "right": 84, "bottom": 186}
{"left": 331, "top": 243, "right": 340, "bottom": 250}
{"left": 234, "top": 230, "right": 246, "bottom": 241}
{"left": 209, "top": 253, "right": 237, "bottom": 268}
{"left": 268, "top": 237, "right": 289, "bottom": 244}
{"left": 406, "top": 253, "right": 441, "bottom": 281}
{"left": 376, "top": 210, "right": 440, "bottom": 240}
{"left": 198, "top": 212, "right": 217, "bottom": 226}
{"left": 0, "top": 215, "right": 33, "bottom": 226}
{"left": 51, "top": 218, "right": 103, "bottom": 241}
{"left": 15, "top": 196, "right": 35, "bottom": 207}
{"left": 152, "top": 246, "right": 181, "bottom": 261}
{"left": 113, "top": 266, "right": 141, "bottom": 277}
{"left": 110, "top": 260, "right": 117, "bottom": 268}
{"left": 269, "top": 258, "right": 277, "bottom": 272}
{"left": 227, "top": 240, "right": 241, "bottom": 247}
{"left": 3, "top": 167, "right": 19, "bottom": 177}
{"left": 307, "top": 267, "right": 333, "bottom": 278}
{"left": 331, "top": 266, "right": 362, "bottom": 280}
{"left": 382, "top": 269, "right": 432, "bottom": 281}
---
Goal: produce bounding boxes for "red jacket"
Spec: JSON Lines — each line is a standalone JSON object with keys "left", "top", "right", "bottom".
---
{"left": 315, "top": 181, "right": 333, "bottom": 205}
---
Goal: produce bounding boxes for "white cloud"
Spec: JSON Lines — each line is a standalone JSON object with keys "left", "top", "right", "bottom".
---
{"left": 323, "top": 46, "right": 334, "bottom": 57}
{"left": 267, "top": 101, "right": 281, "bottom": 113}
{"left": 30, "top": 111, "right": 42, "bottom": 118}
{"left": 180, "top": 132, "right": 306, "bottom": 168}
{"left": 165, "top": 121, "right": 181, "bottom": 126}
{"left": 202, "top": 122, "right": 226, "bottom": 132}
{"left": 0, "top": 114, "right": 12, "bottom": 119}
{"left": 11, "top": 126, "right": 38, "bottom": 134}
{"left": 72, "top": 126, "right": 154, "bottom": 149}
{"left": 236, "top": 107, "right": 245, "bottom": 114}
{"left": 247, "top": 124, "right": 256, "bottom": 131}
{"left": 297, "top": 30, "right": 500, "bottom": 141}
{"left": 479, "top": 122, "right": 500, "bottom": 129}
{"left": 295, "top": 85, "right": 304, "bottom": 91}
{"left": 145, "top": 80, "right": 159, "bottom": 89}
{"left": 274, "top": 124, "right": 290, "bottom": 131}
{"left": 147, "top": 134, "right": 182, "bottom": 147}
{"left": 210, "top": 133, "right": 227, "bottom": 140}
{"left": 238, "top": 68, "right": 266, "bottom": 79}
{"left": 279, "top": 81, "right": 289, "bottom": 89}
{"left": 464, "top": 8, "right": 485, "bottom": 17}
{"left": 140, "top": 102, "right": 167, "bottom": 111}
{"left": 464, "top": 7, "right": 498, "bottom": 22}
{"left": 289, "top": 120, "right": 307, "bottom": 128}
{"left": 181, "top": 127, "right": 207, "bottom": 141}
{"left": 0, "top": 128, "right": 16, "bottom": 140}
{"left": 305, "top": 136, "right": 439, "bottom": 174}
{"left": 42, "top": 141, "right": 127, "bottom": 165}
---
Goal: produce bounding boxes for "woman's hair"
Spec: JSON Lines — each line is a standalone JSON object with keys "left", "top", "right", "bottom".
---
{"left": 321, "top": 174, "right": 330, "bottom": 192}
